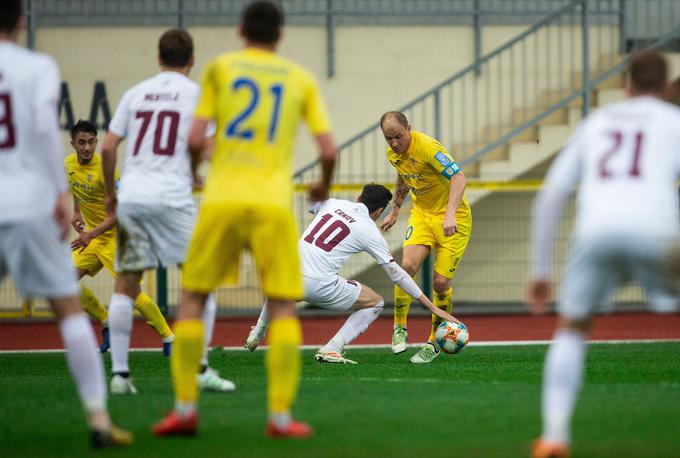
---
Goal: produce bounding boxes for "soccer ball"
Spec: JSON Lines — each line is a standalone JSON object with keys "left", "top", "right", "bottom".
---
{"left": 435, "top": 321, "right": 469, "bottom": 354}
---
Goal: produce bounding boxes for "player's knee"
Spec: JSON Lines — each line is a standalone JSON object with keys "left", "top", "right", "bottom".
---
{"left": 432, "top": 276, "right": 450, "bottom": 295}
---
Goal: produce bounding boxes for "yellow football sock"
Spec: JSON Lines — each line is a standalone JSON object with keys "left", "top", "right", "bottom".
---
{"left": 266, "top": 316, "right": 302, "bottom": 415}
{"left": 394, "top": 278, "right": 415, "bottom": 327}
{"left": 80, "top": 286, "right": 108, "bottom": 323}
{"left": 134, "top": 292, "right": 173, "bottom": 340}
{"left": 171, "top": 319, "right": 204, "bottom": 404}
{"left": 429, "top": 287, "right": 453, "bottom": 342}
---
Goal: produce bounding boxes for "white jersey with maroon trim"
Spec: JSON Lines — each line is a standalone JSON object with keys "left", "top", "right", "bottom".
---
{"left": 0, "top": 42, "right": 65, "bottom": 223}
{"left": 108, "top": 71, "right": 199, "bottom": 208}
{"left": 546, "top": 96, "right": 680, "bottom": 239}
{"left": 299, "top": 198, "right": 394, "bottom": 279}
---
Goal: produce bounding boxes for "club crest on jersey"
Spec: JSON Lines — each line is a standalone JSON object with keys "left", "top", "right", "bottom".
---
{"left": 435, "top": 151, "right": 452, "bottom": 167}
{"left": 87, "top": 174, "right": 92, "bottom": 182}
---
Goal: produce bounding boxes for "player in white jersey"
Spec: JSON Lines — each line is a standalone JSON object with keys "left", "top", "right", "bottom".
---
{"left": 0, "top": 1, "right": 131, "bottom": 448}
{"left": 101, "top": 28, "right": 234, "bottom": 395}
{"left": 246, "top": 184, "right": 461, "bottom": 364}
{"left": 528, "top": 50, "right": 680, "bottom": 458}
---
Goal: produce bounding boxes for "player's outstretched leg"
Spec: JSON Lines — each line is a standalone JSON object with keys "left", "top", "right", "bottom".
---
{"left": 265, "top": 301, "right": 312, "bottom": 439}
{"left": 198, "top": 295, "right": 235, "bottom": 392}
{"left": 392, "top": 285, "right": 412, "bottom": 354}
{"left": 154, "top": 291, "right": 206, "bottom": 437}
{"left": 133, "top": 291, "right": 174, "bottom": 355}
{"left": 532, "top": 327, "right": 585, "bottom": 458}
{"left": 316, "top": 296, "right": 384, "bottom": 365}
{"left": 109, "top": 293, "right": 138, "bottom": 395}
{"left": 54, "top": 299, "right": 133, "bottom": 448}
{"left": 246, "top": 298, "right": 270, "bottom": 351}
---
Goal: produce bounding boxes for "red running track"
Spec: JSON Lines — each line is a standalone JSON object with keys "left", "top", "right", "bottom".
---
{"left": 1, "top": 312, "right": 679, "bottom": 351}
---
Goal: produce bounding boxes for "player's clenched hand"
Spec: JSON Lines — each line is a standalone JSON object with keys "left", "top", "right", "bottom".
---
{"left": 526, "top": 278, "right": 552, "bottom": 314}
{"left": 71, "top": 231, "right": 94, "bottom": 253}
{"left": 54, "top": 192, "right": 72, "bottom": 241}
{"left": 380, "top": 209, "right": 399, "bottom": 231}
{"left": 443, "top": 212, "right": 458, "bottom": 236}
{"left": 71, "top": 212, "right": 85, "bottom": 233}
{"left": 307, "top": 180, "right": 329, "bottom": 203}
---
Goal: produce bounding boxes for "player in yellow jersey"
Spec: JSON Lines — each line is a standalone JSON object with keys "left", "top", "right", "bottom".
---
{"left": 65, "top": 120, "right": 174, "bottom": 355}
{"left": 379, "top": 111, "right": 472, "bottom": 364}
{"left": 153, "top": 1, "right": 337, "bottom": 438}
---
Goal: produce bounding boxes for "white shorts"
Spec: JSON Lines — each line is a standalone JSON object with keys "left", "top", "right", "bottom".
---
{"left": 116, "top": 202, "right": 196, "bottom": 271}
{"left": 559, "top": 235, "right": 680, "bottom": 321}
{"left": 0, "top": 216, "right": 78, "bottom": 298}
{"left": 302, "top": 275, "right": 362, "bottom": 312}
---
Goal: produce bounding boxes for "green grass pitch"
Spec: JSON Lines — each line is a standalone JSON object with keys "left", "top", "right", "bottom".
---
{"left": 1, "top": 343, "right": 679, "bottom": 457}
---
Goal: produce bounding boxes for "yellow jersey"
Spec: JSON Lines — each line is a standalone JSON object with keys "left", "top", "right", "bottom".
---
{"left": 386, "top": 131, "right": 471, "bottom": 218}
{"left": 64, "top": 153, "right": 118, "bottom": 239}
{"left": 195, "top": 47, "right": 331, "bottom": 209}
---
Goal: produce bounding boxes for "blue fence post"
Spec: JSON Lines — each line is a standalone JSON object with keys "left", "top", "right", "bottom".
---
{"left": 581, "top": 0, "right": 591, "bottom": 117}
{"left": 326, "top": 0, "right": 336, "bottom": 78}
{"left": 618, "top": 0, "right": 627, "bottom": 53}
{"left": 157, "top": 268, "right": 168, "bottom": 317}
{"left": 178, "top": 0, "right": 186, "bottom": 29}
{"left": 473, "top": 0, "right": 482, "bottom": 77}
{"left": 27, "top": 0, "right": 36, "bottom": 50}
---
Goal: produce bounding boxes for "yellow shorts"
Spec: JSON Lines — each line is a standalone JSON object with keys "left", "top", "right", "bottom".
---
{"left": 182, "top": 202, "right": 303, "bottom": 300}
{"left": 72, "top": 235, "right": 116, "bottom": 277}
{"left": 402, "top": 208, "right": 472, "bottom": 279}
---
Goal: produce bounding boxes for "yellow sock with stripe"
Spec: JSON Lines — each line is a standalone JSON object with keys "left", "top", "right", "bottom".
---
{"left": 429, "top": 287, "right": 453, "bottom": 342}
{"left": 134, "top": 292, "right": 174, "bottom": 341}
{"left": 394, "top": 278, "right": 416, "bottom": 328}
{"left": 266, "top": 316, "right": 302, "bottom": 415}
{"left": 171, "top": 319, "right": 204, "bottom": 407}
{"left": 80, "top": 286, "right": 108, "bottom": 323}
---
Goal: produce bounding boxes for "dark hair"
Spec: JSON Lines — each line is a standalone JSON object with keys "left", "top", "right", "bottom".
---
{"left": 70, "top": 119, "right": 97, "bottom": 139}
{"left": 159, "top": 28, "right": 194, "bottom": 68}
{"left": 628, "top": 50, "right": 668, "bottom": 93}
{"left": 359, "top": 184, "right": 393, "bottom": 213}
{"left": 380, "top": 111, "right": 409, "bottom": 129}
{"left": 241, "top": 1, "right": 283, "bottom": 44}
{"left": 0, "top": 0, "right": 22, "bottom": 33}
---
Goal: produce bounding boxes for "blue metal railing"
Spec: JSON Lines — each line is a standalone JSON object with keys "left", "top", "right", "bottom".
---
{"left": 293, "top": 0, "right": 680, "bottom": 185}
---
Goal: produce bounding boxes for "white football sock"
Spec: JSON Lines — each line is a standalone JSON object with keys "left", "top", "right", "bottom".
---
{"left": 175, "top": 401, "right": 196, "bottom": 419}
{"left": 326, "top": 301, "right": 384, "bottom": 352}
{"left": 541, "top": 328, "right": 586, "bottom": 445}
{"left": 109, "top": 293, "right": 134, "bottom": 375}
{"left": 59, "top": 313, "right": 108, "bottom": 415}
{"left": 200, "top": 294, "right": 217, "bottom": 367}
{"left": 250, "top": 299, "right": 269, "bottom": 340}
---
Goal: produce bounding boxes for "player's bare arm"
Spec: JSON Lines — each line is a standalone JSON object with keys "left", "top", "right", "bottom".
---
{"left": 307, "top": 133, "right": 338, "bottom": 202}
{"left": 71, "top": 198, "right": 85, "bottom": 233}
{"left": 380, "top": 175, "right": 407, "bottom": 231}
{"left": 443, "top": 171, "right": 466, "bottom": 236}
{"left": 54, "top": 191, "right": 73, "bottom": 242}
{"left": 101, "top": 132, "right": 123, "bottom": 215}
{"left": 526, "top": 278, "right": 552, "bottom": 314}
{"left": 187, "top": 117, "right": 210, "bottom": 176}
{"left": 419, "top": 294, "right": 460, "bottom": 324}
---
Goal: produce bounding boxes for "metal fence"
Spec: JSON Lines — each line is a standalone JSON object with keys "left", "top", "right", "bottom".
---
{"left": 3, "top": 1, "right": 678, "bottom": 317}
{"left": 24, "top": 1, "right": 676, "bottom": 77}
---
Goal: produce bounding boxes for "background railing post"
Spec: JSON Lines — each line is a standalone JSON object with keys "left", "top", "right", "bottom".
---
{"left": 326, "top": 0, "right": 335, "bottom": 78}
{"left": 27, "top": 0, "right": 36, "bottom": 50}
{"left": 178, "top": 0, "right": 186, "bottom": 29}
{"left": 618, "top": 0, "right": 626, "bottom": 53}
{"left": 581, "top": 0, "right": 591, "bottom": 117}
{"left": 157, "top": 268, "right": 168, "bottom": 317}
{"left": 474, "top": 0, "right": 482, "bottom": 76}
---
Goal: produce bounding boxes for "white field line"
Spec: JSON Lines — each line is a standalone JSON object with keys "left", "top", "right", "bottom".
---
{"left": 1, "top": 339, "right": 680, "bottom": 354}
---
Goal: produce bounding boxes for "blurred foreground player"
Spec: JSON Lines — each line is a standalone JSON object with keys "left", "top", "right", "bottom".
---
{"left": 102, "top": 29, "right": 234, "bottom": 395}
{"left": 153, "top": 1, "right": 337, "bottom": 438}
{"left": 0, "top": 0, "right": 131, "bottom": 448}
{"left": 528, "top": 50, "right": 680, "bottom": 458}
